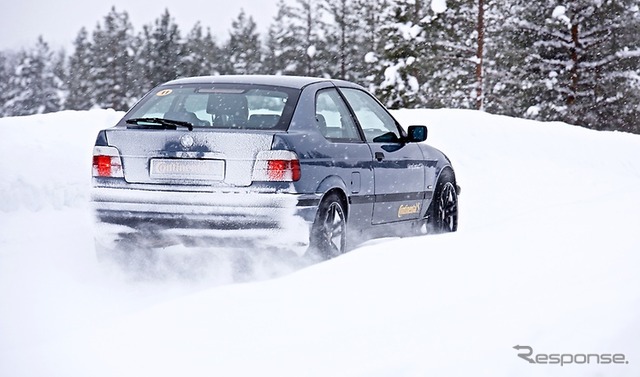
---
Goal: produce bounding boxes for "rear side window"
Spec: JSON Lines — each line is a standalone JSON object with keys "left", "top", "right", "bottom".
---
{"left": 315, "top": 88, "right": 362, "bottom": 142}
{"left": 126, "top": 84, "right": 300, "bottom": 130}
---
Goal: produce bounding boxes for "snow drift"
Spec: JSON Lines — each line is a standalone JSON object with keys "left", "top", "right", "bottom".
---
{"left": 0, "top": 108, "right": 639, "bottom": 377}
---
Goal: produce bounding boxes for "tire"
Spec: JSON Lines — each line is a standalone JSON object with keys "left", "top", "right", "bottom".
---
{"left": 308, "top": 193, "right": 347, "bottom": 260}
{"left": 427, "top": 172, "right": 458, "bottom": 234}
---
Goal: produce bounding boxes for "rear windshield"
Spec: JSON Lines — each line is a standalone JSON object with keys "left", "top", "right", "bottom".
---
{"left": 124, "top": 83, "right": 300, "bottom": 130}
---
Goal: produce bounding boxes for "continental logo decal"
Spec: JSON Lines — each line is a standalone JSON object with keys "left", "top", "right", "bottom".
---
{"left": 398, "top": 202, "right": 421, "bottom": 218}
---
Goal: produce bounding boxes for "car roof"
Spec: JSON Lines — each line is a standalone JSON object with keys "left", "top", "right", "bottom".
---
{"left": 162, "top": 75, "right": 362, "bottom": 90}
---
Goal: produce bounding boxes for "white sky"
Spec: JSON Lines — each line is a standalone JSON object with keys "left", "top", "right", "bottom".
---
{"left": 0, "top": 0, "right": 281, "bottom": 51}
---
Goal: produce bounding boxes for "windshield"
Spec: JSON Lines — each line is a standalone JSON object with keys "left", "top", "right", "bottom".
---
{"left": 124, "top": 83, "right": 300, "bottom": 130}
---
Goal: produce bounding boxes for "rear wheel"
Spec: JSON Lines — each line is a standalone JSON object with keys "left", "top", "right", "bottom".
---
{"left": 309, "top": 193, "right": 347, "bottom": 260}
{"left": 428, "top": 172, "right": 458, "bottom": 234}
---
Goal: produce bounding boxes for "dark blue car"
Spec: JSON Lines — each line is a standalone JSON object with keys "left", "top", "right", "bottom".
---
{"left": 91, "top": 75, "right": 459, "bottom": 260}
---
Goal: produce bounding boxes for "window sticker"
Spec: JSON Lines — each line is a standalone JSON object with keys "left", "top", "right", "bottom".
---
{"left": 156, "top": 89, "right": 173, "bottom": 96}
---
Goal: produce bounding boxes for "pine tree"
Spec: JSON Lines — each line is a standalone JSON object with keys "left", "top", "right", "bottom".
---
{"left": 137, "top": 9, "right": 183, "bottom": 91}
{"left": 0, "top": 51, "right": 11, "bottom": 116}
{"left": 480, "top": 1, "right": 523, "bottom": 116}
{"left": 289, "top": 0, "right": 329, "bottom": 77}
{"left": 52, "top": 49, "right": 67, "bottom": 109}
{"left": 182, "top": 22, "right": 223, "bottom": 77}
{"left": 377, "top": 0, "right": 505, "bottom": 110}
{"left": 419, "top": 0, "right": 480, "bottom": 109}
{"left": 375, "top": 0, "right": 430, "bottom": 108}
{"left": 322, "top": 0, "right": 394, "bottom": 83}
{"left": 264, "top": 0, "right": 300, "bottom": 75}
{"left": 322, "top": 0, "right": 365, "bottom": 81}
{"left": 3, "top": 37, "right": 64, "bottom": 116}
{"left": 66, "top": 27, "right": 95, "bottom": 110}
{"left": 355, "top": 0, "right": 393, "bottom": 91}
{"left": 507, "top": 0, "right": 640, "bottom": 132}
{"left": 90, "top": 7, "right": 137, "bottom": 111}
{"left": 225, "top": 9, "right": 262, "bottom": 75}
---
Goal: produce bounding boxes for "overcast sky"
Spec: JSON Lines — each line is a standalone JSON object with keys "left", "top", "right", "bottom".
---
{"left": 0, "top": 0, "right": 281, "bottom": 51}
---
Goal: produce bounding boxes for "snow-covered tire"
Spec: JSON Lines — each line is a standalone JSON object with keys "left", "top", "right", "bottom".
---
{"left": 427, "top": 171, "right": 458, "bottom": 234}
{"left": 308, "top": 193, "right": 347, "bottom": 260}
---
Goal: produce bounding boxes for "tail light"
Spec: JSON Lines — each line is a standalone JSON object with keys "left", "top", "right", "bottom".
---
{"left": 252, "top": 150, "right": 301, "bottom": 182}
{"left": 92, "top": 146, "right": 124, "bottom": 178}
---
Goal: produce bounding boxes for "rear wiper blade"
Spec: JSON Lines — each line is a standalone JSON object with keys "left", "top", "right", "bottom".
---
{"left": 125, "top": 117, "right": 193, "bottom": 131}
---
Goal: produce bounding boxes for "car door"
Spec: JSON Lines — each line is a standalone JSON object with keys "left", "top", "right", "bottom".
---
{"left": 314, "top": 88, "right": 375, "bottom": 225}
{"left": 339, "top": 87, "right": 426, "bottom": 225}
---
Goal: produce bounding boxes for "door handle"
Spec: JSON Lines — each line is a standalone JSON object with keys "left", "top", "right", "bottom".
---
{"left": 375, "top": 152, "right": 385, "bottom": 161}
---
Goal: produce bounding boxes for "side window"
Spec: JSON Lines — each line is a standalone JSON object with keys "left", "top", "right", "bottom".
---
{"left": 340, "top": 88, "right": 402, "bottom": 143}
{"left": 315, "top": 89, "right": 362, "bottom": 142}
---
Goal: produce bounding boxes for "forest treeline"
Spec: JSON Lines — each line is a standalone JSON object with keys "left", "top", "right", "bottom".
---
{"left": 1, "top": 0, "right": 639, "bottom": 133}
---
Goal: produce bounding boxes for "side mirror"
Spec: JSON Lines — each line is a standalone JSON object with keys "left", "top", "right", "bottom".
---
{"left": 406, "top": 125, "right": 428, "bottom": 142}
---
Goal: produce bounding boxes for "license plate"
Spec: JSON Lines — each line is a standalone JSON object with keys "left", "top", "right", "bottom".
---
{"left": 150, "top": 159, "right": 225, "bottom": 180}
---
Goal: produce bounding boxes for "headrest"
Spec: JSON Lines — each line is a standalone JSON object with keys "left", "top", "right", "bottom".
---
{"left": 207, "top": 94, "right": 248, "bottom": 119}
{"left": 315, "top": 113, "right": 327, "bottom": 130}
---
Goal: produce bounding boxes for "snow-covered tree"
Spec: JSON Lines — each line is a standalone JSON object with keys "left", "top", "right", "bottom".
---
{"left": 0, "top": 51, "right": 11, "bottom": 116}
{"left": 89, "top": 7, "right": 137, "bottom": 111}
{"left": 479, "top": 1, "right": 523, "bottom": 116}
{"left": 264, "top": 0, "right": 331, "bottom": 77}
{"left": 322, "top": 0, "right": 366, "bottom": 81}
{"left": 52, "top": 49, "right": 68, "bottom": 108}
{"left": 66, "top": 27, "right": 95, "bottom": 110}
{"left": 182, "top": 22, "right": 223, "bottom": 77}
{"left": 3, "top": 37, "right": 64, "bottom": 116}
{"left": 507, "top": 0, "right": 640, "bottom": 132}
{"left": 290, "top": 0, "right": 329, "bottom": 77}
{"left": 264, "top": 0, "right": 300, "bottom": 75}
{"left": 225, "top": 9, "right": 263, "bottom": 75}
{"left": 376, "top": 0, "right": 503, "bottom": 110}
{"left": 419, "top": 0, "right": 481, "bottom": 109}
{"left": 137, "top": 9, "right": 183, "bottom": 91}
{"left": 0, "top": 1, "right": 637, "bottom": 134}
{"left": 375, "top": 0, "right": 431, "bottom": 108}
{"left": 355, "top": 0, "right": 394, "bottom": 90}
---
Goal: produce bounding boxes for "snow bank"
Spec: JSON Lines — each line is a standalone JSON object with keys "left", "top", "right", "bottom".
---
{"left": 0, "top": 109, "right": 122, "bottom": 211}
{"left": 0, "top": 108, "right": 639, "bottom": 377}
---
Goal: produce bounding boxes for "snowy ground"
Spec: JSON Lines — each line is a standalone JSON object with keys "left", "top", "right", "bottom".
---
{"left": 0, "top": 109, "right": 639, "bottom": 377}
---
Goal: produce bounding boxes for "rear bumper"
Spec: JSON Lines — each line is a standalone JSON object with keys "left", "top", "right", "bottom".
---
{"left": 91, "top": 186, "right": 319, "bottom": 256}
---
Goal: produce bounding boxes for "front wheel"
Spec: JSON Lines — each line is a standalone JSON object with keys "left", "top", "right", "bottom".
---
{"left": 308, "top": 193, "right": 347, "bottom": 260}
{"left": 427, "top": 173, "right": 458, "bottom": 234}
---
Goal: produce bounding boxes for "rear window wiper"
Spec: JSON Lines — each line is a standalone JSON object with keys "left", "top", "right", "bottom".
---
{"left": 125, "top": 117, "right": 193, "bottom": 131}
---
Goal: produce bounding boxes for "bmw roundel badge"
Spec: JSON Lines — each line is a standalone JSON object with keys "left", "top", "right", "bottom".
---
{"left": 180, "top": 134, "right": 194, "bottom": 149}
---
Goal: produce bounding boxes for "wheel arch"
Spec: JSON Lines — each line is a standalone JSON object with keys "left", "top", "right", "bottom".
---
{"left": 436, "top": 165, "right": 456, "bottom": 184}
{"left": 435, "top": 165, "right": 459, "bottom": 195}
{"left": 314, "top": 175, "right": 349, "bottom": 219}
{"left": 322, "top": 188, "right": 349, "bottom": 219}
